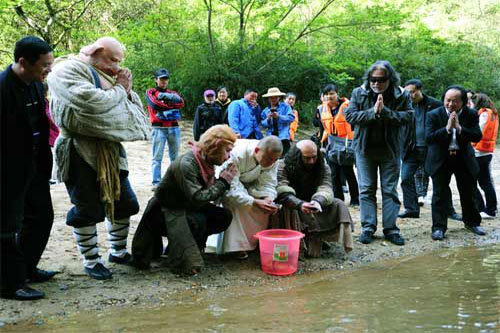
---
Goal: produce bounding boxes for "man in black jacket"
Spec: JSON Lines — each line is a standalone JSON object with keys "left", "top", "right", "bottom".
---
{"left": 345, "top": 60, "right": 413, "bottom": 246}
{"left": 0, "top": 36, "right": 55, "bottom": 300}
{"left": 425, "top": 85, "right": 485, "bottom": 240}
{"left": 399, "top": 79, "right": 461, "bottom": 220}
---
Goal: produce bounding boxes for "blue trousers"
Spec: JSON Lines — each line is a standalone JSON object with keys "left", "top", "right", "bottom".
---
{"left": 151, "top": 127, "right": 181, "bottom": 185}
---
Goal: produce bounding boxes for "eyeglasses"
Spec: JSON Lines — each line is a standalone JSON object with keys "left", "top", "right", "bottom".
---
{"left": 370, "top": 77, "right": 388, "bottom": 83}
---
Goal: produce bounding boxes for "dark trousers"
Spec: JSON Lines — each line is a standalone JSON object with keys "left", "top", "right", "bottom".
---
{"left": 329, "top": 161, "right": 359, "bottom": 204}
{"left": 401, "top": 148, "right": 457, "bottom": 214}
{"left": 281, "top": 139, "right": 291, "bottom": 157}
{"left": 431, "top": 158, "right": 481, "bottom": 232}
{"left": 475, "top": 155, "right": 497, "bottom": 216}
{"left": 65, "top": 146, "right": 139, "bottom": 227}
{"left": 132, "top": 199, "right": 232, "bottom": 268}
{"left": 0, "top": 171, "right": 54, "bottom": 292}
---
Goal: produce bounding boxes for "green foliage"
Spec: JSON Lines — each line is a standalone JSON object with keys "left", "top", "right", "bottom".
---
{"left": 1, "top": 0, "right": 499, "bottom": 123}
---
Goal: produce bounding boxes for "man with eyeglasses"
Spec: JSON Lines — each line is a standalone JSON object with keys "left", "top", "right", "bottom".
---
{"left": 345, "top": 60, "right": 413, "bottom": 246}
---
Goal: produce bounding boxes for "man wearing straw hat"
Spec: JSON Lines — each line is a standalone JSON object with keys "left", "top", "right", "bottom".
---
{"left": 261, "top": 87, "right": 295, "bottom": 156}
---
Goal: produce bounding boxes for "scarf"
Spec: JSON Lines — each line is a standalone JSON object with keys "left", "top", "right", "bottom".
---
{"left": 192, "top": 145, "right": 215, "bottom": 187}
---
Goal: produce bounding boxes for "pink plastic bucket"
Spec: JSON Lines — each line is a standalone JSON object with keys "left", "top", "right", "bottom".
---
{"left": 254, "top": 229, "right": 305, "bottom": 276}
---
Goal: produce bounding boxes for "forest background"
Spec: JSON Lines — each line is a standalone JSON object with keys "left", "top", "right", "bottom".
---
{"left": 1, "top": 0, "right": 499, "bottom": 123}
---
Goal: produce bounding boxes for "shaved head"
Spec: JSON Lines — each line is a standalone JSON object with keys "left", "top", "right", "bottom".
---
{"left": 296, "top": 140, "right": 317, "bottom": 154}
{"left": 80, "top": 36, "right": 125, "bottom": 76}
{"left": 296, "top": 140, "right": 318, "bottom": 167}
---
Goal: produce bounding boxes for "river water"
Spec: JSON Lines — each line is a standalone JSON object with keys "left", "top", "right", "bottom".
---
{"left": 5, "top": 245, "right": 499, "bottom": 332}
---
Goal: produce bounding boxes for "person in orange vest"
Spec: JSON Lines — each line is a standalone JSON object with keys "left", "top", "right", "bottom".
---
{"left": 285, "top": 93, "right": 299, "bottom": 142}
{"left": 472, "top": 93, "right": 498, "bottom": 219}
{"left": 321, "top": 84, "right": 359, "bottom": 206}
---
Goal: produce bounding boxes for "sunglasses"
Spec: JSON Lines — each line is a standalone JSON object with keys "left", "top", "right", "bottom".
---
{"left": 370, "top": 77, "right": 388, "bottom": 83}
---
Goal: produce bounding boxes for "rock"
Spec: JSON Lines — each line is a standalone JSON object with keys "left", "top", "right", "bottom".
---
{"left": 59, "top": 284, "right": 69, "bottom": 291}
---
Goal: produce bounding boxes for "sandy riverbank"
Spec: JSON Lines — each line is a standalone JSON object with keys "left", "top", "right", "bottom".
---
{"left": 1, "top": 122, "right": 498, "bottom": 327}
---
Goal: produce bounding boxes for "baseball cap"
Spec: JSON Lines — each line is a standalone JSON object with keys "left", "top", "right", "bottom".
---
{"left": 204, "top": 89, "right": 215, "bottom": 97}
{"left": 154, "top": 68, "right": 170, "bottom": 79}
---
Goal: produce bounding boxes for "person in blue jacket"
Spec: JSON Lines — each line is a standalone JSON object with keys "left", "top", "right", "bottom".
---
{"left": 227, "top": 88, "right": 262, "bottom": 139}
{"left": 261, "top": 87, "right": 295, "bottom": 155}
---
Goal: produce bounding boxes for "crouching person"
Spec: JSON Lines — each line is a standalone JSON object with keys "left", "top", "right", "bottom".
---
{"left": 131, "top": 125, "right": 238, "bottom": 275}
{"left": 275, "top": 140, "right": 354, "bottom": 257}
{"left": 218, "top": 136, "right": 283, "bottom": 259}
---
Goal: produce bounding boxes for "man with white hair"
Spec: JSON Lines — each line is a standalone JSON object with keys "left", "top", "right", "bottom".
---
{"left": 218, "top": 136, "right": 282, "bottom": 259}
{"left": 47, "top": 37, "right": 150, "bottom": 280}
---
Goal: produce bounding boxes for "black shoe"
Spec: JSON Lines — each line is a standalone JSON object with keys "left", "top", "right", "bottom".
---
{"left": 398, "top": 210, "right": 419, "bottom": 218}
{"left": 109, "top": 253, "right": 133, "bottom": 265}
{"left": 350, "top": 201, "right": 359, "bottom": 207}
{"left": 431, "top": 229, "right": 445, "bottom": 240}
{"left": 359, "top": 230, "right": 374, "bottom": 244}
{"left": 27, "top": 269, "right": 57, "bottom": 283}
{"left": 1, "top": 286, "right": 45, "bottom": 300}
{"left": 84, "top": 263, "right": 112, "bottom": 280}
{"left": 448, "top": 212, "right": 462, "bottom": 221}
{"left": 464, "top": 225, "right": 486, "bottom": 236}
{"left": 385, "top": 233, "right": 405, "bottom": 246}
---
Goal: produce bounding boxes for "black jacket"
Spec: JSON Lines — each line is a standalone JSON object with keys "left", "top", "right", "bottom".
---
{"left": 193, "top": 102, "right": 223, "bottom": 141}
{"left": 345, "top": 85, "right": 413, "bottom": 158}
{"left": 1, "top": 65, "right": 51, "bottom": 230}
{"left": 424, "top": 106, "right": 482, "bottom": 177}
{"left": 401, "top": 94, "right": 442, "bottom": 160}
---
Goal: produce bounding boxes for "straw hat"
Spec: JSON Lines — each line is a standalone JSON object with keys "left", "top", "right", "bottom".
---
{"left": 262, "top": 87, "right": 286, "bottom": 97}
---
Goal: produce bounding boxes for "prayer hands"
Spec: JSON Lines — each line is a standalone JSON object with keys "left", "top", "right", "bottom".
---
{"left": 446, "top": 111, "right": 457, "bottom": 132}
{"left": 374, "top": 94, "right": 384, "bottom": 114}
{"left": 253, "top": 197, "right": 279, "bottom": 215}
{"left": 219, "top": 163, "right": 238, "bottom": 184}
{"left": 116, "top": 68, "right": 132, "bottom": 93}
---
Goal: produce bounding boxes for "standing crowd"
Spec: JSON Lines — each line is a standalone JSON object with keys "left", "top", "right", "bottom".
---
{"left": 1, "top": 36, "right": 497, "bottom": 300}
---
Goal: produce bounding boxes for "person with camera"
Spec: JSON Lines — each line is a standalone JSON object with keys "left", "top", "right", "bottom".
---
{"left": 345, "top": 60, "right": 413, "bottom": 246}
{"left": 275, "top": 140, "right": 354, "bottom": 257}
{"left": 145, "top": 68, "right": 185, "bottom": 189}
{"left": 260, "top": 87, "right": 295, "bottom": 156}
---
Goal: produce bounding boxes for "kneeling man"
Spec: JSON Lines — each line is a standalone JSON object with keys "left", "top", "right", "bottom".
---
{"left": 276, "top": 140, "right": 353, "bottom": 257}
{"left": 131, "top": 125, "right": 238, "bottom": 274}
{"left": 219, "top": 136, "right": 283, "bottom": 258}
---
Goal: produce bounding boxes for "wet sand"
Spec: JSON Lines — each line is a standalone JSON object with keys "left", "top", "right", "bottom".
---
{"left": 1, "top": 121, "right": 499, "bottom": 327}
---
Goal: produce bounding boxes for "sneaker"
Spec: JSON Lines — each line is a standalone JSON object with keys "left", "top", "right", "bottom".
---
{"left": 480, "top": 212, "right": 495, "bottom": 220}
{"left": 84, "top": 263, "right": 112, "bottom": 280}
{"left": 418, "top": 196, "right": 425, "bottom": 207}
{"left": 359, "top": 230, "right": 374, "bottom": 244}
{"left": 384, "top": 233, "right": 405, "bottom": 246}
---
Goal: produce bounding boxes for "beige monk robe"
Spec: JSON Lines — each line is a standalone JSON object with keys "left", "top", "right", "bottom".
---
{"left": 217, "top": 139, "right": 279, "bottom": 253}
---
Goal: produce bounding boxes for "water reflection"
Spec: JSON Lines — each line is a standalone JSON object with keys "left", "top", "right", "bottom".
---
{"left": 5, "top": 245, "right": 499, "bottom": 332}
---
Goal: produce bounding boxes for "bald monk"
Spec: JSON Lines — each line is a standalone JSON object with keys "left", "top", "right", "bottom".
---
{"left": 47, "top": 37, "right": 150, "bottom": 280}
{"left": 275, "top": 140, "right": 354, "bottom": 257}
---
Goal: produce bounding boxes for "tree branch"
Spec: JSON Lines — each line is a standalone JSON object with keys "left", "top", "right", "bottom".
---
{"left": 255, "top": 0, "right": 336, "bottom": 73}
{"left": 203, "top": 0, "right": 216, "bottom": 57}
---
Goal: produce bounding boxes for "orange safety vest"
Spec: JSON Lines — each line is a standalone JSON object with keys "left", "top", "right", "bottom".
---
{"left": 289, "top": 110, "right": 299, "bottom": 141}
{"left": 320, "top": 98, "right": 353, "bottom": 142}
{"left": 472, "top": 107, "right": 498, "bottom": 153}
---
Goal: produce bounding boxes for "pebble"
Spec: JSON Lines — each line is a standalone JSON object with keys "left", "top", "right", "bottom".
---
{"left": 59, "top": 284, "right": 69, "bottom": 291}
